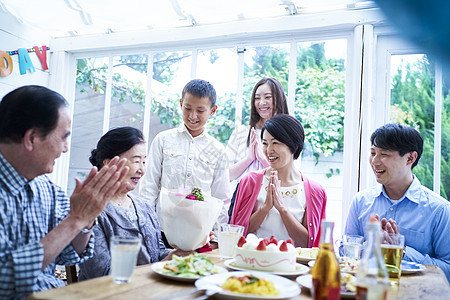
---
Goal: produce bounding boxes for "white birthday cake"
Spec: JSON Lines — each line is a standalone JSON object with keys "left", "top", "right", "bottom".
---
{"left": 234, "top": 234, "right": 297, "bottom": 272}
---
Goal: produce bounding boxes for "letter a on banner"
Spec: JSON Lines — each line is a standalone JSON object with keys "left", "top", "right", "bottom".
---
{"left": 33, "top": 46, "right": 48, "bottom": 70}
{"left": 18, "top": 48, "right": 36, "bottom": 75}
{"left": 0, "top": 50, "right": 13, "bottom": 77}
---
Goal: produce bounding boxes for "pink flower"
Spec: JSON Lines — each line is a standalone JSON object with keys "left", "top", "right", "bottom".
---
{"left": 186, "top": 195, "right": 197, "bottom": 200}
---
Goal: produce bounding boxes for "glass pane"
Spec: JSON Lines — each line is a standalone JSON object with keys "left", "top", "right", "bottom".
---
{"left": 68, "top": 57, "right": 108, "bottom": 195}
{"left": 294, "top": 39, "right": 347, "bottom": 239}
{"left": 441, "top": 67, "right": 450, "bottom": 199}
{"left": 109, "top": 55, "right": 148, "bottom": 130}
{"left": 243, "top": 43, "right": 290, "bottom": 126}
{"left": 148, "top": 51, "right": 192, "bottom": 144}
{"left": 197, "top": 48, "right": 238, "bottom": 145}
{"left": 389, "top": 54, "right": 435, "bottom": 192}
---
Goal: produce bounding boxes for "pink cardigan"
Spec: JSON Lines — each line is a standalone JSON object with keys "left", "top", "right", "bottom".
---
{"left": 230, "top": 169, "right": 327, "bottom": 248}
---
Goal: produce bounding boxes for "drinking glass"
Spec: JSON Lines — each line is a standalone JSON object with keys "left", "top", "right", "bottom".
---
{"left": 218, "top": 224, "right": 244, "bottom": 259}
{"left": 381, "top": 234, "right": 405, "bottom": 285}
{"left": 336, "top": 235, "right": 364, "bottom": 259}
{"left": 343, "top": 235, "right": 364, "bottom": 259}
{"left": 110, "top": 236, "right": 141, "bottom": 284}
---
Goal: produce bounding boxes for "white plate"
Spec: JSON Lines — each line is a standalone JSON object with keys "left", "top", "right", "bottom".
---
{"left": 296, "top": 274, "right": 356, "bottom": 298}
{"left": 224, "top": 258, "right": 309, "bottom": 277}
{"left": 401, "top": 261, "right": 426, "bottom": 274}
{"left": 311, "top": 259, "right": 425, "bottom": 276}
{"left": 151, "top": 261, "right": 227, "bottom": 282}
{"left": 195, "top": 270, "right": 300, "bottom": 299}
{"left": 295, "top": 274, "right": 313, "bottom": 290}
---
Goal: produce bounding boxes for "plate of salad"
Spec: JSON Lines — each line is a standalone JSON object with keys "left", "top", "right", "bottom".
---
{"left": 151, "top": 253, "right": 227, "bottom": 282}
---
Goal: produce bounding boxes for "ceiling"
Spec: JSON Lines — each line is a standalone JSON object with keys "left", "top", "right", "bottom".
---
{"left": 0, "top": 0, "right": 376, "bottom": 38}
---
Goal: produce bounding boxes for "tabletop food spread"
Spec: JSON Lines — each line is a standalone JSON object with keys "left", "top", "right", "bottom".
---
{"left": 28, "top": 249, "right": 448, "bottom": 300}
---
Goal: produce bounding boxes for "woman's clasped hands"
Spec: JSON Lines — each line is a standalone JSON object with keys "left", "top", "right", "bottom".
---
{"left": 247, "top": 128, "right": 269, "bottom": 167}
{"left": 263, "top": 170, "right": 285, "bottom": 212}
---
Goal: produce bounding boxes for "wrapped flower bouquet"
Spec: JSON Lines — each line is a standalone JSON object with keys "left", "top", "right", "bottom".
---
{"left": 159, "top": 187, "right": 222, "bottom": 250}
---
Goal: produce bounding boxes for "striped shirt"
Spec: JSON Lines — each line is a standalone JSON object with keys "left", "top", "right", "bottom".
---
{"left": 0, "top": 152, "right": 94, "bottom": 299}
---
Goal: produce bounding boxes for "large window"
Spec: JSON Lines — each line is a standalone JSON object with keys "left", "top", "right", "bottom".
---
{"left": 69, "top": 39, "right": 349, "bottom": 239}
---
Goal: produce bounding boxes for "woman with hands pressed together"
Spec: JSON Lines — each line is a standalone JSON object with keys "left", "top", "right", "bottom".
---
{"left": 230, "top": 114, "right": 327, "bottom": 247}
{"left": 226, "top": 78, "right": 289, "bottom": 188}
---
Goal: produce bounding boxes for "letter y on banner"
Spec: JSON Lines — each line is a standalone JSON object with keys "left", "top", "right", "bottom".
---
{"left": 33, "top": 46, "right": 48, "bottom": 70}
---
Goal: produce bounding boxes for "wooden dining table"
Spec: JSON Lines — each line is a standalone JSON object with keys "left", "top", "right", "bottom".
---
{"left": 28, "top": 249, "right": 449, "bottom": 300}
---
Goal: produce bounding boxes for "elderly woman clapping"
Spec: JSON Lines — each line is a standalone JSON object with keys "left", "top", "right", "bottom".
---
{"left": 78, "top": 127, "right": 192, "bottom": 280}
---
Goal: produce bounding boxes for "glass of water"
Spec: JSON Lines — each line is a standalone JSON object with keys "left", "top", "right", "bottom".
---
{"left": 336, "top": 235, "right": 364, "bottom": 259}
{"left": 218, "top": 224, "right": 244, "bottom": 259}
{"left": 110, "top": 236, "right": 141, "bottom": 284}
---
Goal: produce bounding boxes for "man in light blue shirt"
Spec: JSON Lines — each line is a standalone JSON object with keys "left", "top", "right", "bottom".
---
{"left": 345, "top": 123, "right": 450, "bottom": 282}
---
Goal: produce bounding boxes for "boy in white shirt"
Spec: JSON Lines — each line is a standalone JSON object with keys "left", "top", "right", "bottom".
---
{"left": 138, "top": 79, "right": 230, "bottom": 246}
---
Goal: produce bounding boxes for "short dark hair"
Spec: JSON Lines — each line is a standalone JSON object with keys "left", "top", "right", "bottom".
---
{"left": 89, "top": 127, "right": 144, "bottom": 169}
{"left": 370, "top": 123, "right": 423, "bottom": 169}
{"left": 181, "top": 79, "right": 217, "bottom": 107}
{"left": 248, "top": 78, "right": 289, "bottom": 146}
{"left": 261, "top": 114, "right": 304, "bottom": 159}
{"left": 0, "top": 85, "right": 68, "bottom": 143}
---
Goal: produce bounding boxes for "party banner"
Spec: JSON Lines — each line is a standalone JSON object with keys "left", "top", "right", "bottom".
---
{"left": 0, "top": 45, "right": 49, "bottom": 77}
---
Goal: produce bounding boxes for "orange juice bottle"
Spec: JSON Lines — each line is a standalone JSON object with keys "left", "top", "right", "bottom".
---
{"left": 311, "top": 220, "right": 340, "bottom": 300}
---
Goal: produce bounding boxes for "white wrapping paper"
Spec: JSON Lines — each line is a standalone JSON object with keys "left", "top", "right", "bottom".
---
{"left": 159, "top": 187, "right": 222, "bottom": 250}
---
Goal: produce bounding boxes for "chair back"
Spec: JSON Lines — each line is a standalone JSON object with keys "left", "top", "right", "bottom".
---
{"left": 65, "top": 265, "right": 78, "bottom": 283}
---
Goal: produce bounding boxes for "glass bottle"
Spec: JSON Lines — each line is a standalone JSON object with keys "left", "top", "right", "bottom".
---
{"left": 356, "top": 222, "right": 389, "bottom": 300}
{"left": 311, "top": 220, "right": 341, "bottom": 300}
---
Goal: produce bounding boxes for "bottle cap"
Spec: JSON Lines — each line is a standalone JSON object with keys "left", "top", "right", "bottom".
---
{"left": 366, "top": 221, "right": 381, "bottom": 231}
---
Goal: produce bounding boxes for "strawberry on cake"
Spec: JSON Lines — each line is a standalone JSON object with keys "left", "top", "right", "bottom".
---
{"left": 234, "top": 234, "right": 297, "bottom": 272}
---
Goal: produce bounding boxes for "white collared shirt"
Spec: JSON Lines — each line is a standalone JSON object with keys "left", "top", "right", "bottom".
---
{"left": 138, "top": 124, "right": 231, "bottom": 225}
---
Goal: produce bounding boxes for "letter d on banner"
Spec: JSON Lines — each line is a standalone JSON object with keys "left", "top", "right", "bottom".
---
{"left": 0, "top": 51, "right": 13, "bottom": 77}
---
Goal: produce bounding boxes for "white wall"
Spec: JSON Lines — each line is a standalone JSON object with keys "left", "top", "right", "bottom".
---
{"left": 0, "top": 8, "right": 51, "bottom": 98}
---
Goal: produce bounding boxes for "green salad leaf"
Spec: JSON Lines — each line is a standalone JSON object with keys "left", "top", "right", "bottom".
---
{"left": 161, "top": 253, "right": 218, "bottom": 277}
